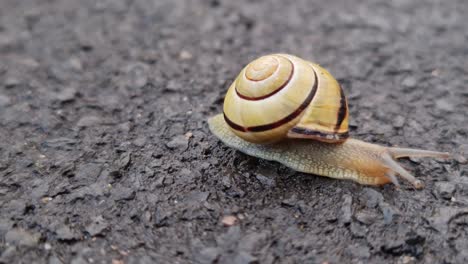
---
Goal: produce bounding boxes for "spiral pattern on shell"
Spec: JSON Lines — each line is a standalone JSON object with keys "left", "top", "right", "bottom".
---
{"left": 223, "top": 54, "right": 349, "bottom": 144}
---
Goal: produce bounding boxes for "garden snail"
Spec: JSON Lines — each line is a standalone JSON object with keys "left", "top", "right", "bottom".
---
{"left": 208, "top": 54, "right": 451, "bottom": 189}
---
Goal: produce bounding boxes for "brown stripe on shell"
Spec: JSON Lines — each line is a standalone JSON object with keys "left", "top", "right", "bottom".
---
{"left": 334, "top": 85, "right": 348, "bottom": 131}
{"left": 289, "top": 127, "right": 349, "bottom": 141}
{"left": 224, "top": 67, "right": 318, "bottom": 133}
{"left": 236, "top": 57, "right": 294, "bottom": 101}
{"left": 223, "top": 114, "right": 247, "bottom": 132}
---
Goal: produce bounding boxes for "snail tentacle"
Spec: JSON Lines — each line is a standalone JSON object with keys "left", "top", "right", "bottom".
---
{"left": 380, "top": 151, "right": 423, "bottom": 189}
{"left": 384, "top": 171, "right": 400, "bottom": 188}
{"left": 388, "top": 147, "right": 451, "bottom": 159}
{"left": 379, "top": 147, "right": 449, "bottom": 189}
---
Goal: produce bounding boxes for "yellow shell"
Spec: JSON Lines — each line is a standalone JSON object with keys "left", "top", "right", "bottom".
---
{"left": 223, "top": 54, "right": 349, "bottom": 144}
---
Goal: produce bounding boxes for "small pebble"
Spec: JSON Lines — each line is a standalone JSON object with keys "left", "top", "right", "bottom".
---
{"left": 5, "top": 228, "right": 40, "bottom": 247}
{"left": 435, "top": 99, "right": 454, "bottom": 112}
{"left": 393, "top": 115, "right": 405, "bottom": 128}
{"left": 44, "top": 243, "right": 52, "bottom": 250}
{"left": 133, "top": 136, "right": 147, "bottom": 147}
{"left": 221, "top": 215, "right": 238, "bottom": 226}
{"left": 55, "top": 87, "right": 77, "bottom": 102}
{"left": 0, "top": 95, "right": 11, "bottom": 106}
{"left": 124, "top": 63, "right": 149, "bottom": 89}
{"left": 340, "top": 195, "right": 353, "bottom": 225}
{"left": 5, "top": 77, "right": 20, "bottom": 88}
{"left": 402, "top": 76, "right": 417, "bottom": 88}
{"left": 179, "top": 50, "right": 193, "bottom": 60}
{"left": 434, "top": 182, "right": 456, "bottom": 200}
{"left": 255, "top": 173, "right": 276, "bottom": 187}
{"left": 166, "top": 79, "right": 183, "bottom": 91}
{"left": 166, "top": 135, "right": 189, "bottom": 150}
{"left": 454, "top": 154, "right": 467, "bottom": 164}
{"left": 281, "top": 194, "right": 298, "bottom": 207}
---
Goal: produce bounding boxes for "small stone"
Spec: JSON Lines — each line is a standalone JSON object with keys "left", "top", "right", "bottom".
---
{"left": 5, "top": 228, "right": 40, "bottom": 247}
{"left": 18, "top": 57, "right": 40, "bottom": 68}
{"left": 76, "top": 163, "right": 102, "bottom": 179}
{"left": 0, "top": 94, "right": 11, "bottom": 107}
{"left": 184, "top": 132, "right": 193, "bottom": 139}
{"left": 340, "top": 194, "right": 353, "bottom": 225}
{"left": 380, "top": 202, "right": 397, "bottom": 224}
{"left": 354, "top": 211, "right": 376, "bottom": 225}
{"left": 118, "top": 122, "right": 132, "bottom": 133}
{"left": 255, "top": 173, "right": 275, "bottom": 187}
{"left": 222, "top": 176, "right": 232, "bottom": 188}
{"left": 48, "top": 255, "right": 62, "bottom": 264}
{"left": 350, "top": 222, "right": 367, "bottom": 238}
{"left": 86, "top": 215, "right": 109, "bottom": 236}
{"left": 186, "top": 191, "right": 209, "bottom": 203}
{"left": 154, "top": 176, "right": 165, "bottom": 188}
{"left": 281, "top": 194, "right": 298, "bottom": 207}
{"left": 70, "top": 256, "right": 87, "bottom": 264}
{"left": 434, "top": 182, "right": 456, "bottom": 200}
{"left": 55, "top": 87, "right": 77, "bottom": 102}
{"left": 44, "top": 243, "right": 52, "bottom": 250}
{"left": 360, "top": 188, "right": 383, "bottom": 208}
{"left": 232, "top": 251, "right": 257, "bottom": 264}
{"left": 68, "top": 57, "right": 83, "bottom": 71}
{"left": 221, "top": 215, "right": 238, "bottom": 226}
{"left": 393, "top": 115, "right": 405, "bottom": 128}
{"left": 45, "top": 137, "right": 77, "bottom": 149}
{"left": 454, "top": 154, "right": 467, "bottom": 164}
{"left": 0, "top": 33, "right": 15, "bottom": 48}
{"left": 237, "top": 232, "right": 269, "bottom": 255}
{"left": 117, "top": 152, "right": 131, "bottom": 169}
{"left": 435, "top": 99, "right": 454, "bottom": 112}
{"left": 133, "top": 136, "right": 147, "bottom": 147}
{"left": 77, "top": 115, "right": 101, "bottom": 128}
{"left": 347, "top": 244, "right": 370, "bottom": 258}
{"left": 0, "top": 246, "right": 16, "bottom": 262}
{"left": 41, "top": 197, "right": 53, "bottom": 203}
{"left": 398, "top": 256, "right": 416, "bottom": 264}
{"left": 166, "top": 79, "right": 183, "bottom": 91}
{"left": 112, "top": 187, "right": 135, "bottom": 201}
{"left": 402, "top": 76, "right": 417, "bottom": 88}
{"left": 429, "top": 207, "right": 468, "bottom": 234}
{"left": 139, "top": 49, "right": 159, "bottom": 63}
{"left": 56, "top": 225, "right": 78, "bottom": 240}
{"left": 99, "top": 95, "right": 121, "bottom": 110}
{"left": 166, "top": 135, "right": 189, "bottom": 150}
{"left": 124, "top": 63, "right": 149, "bottom": 88}
{"left": 195, "top": 247, "right": 220, "bottom": 264}
{"left": 179, "top": 50, "right": 193, "bottom": 60}
{"left": 178, "top": 168, "right": 195, "bottom": 185}
{"left": 5, "top": 76, "right": 20, "bottom": 88}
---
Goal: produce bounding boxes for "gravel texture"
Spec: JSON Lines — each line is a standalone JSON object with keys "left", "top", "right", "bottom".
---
{"left": 0, "top": 0, "right": 467, "bottom": 263}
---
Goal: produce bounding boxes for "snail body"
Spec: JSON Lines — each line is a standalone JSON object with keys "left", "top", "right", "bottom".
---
{"left": 209, "top": 54, "right": 450, "bottom": 188}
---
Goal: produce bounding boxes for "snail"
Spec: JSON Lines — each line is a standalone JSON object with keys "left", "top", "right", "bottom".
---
{"left": 208, "top": 54, "right": 451, "bottom": 189}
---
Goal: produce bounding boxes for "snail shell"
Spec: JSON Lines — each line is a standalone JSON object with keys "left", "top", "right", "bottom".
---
{"left": 223, "top": 54, "right": 349, "bottom": 144}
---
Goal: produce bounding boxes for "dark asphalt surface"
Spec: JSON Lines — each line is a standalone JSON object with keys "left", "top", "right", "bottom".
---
{"left": 0, "top": 0, "right": 467, "bottom": 263}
